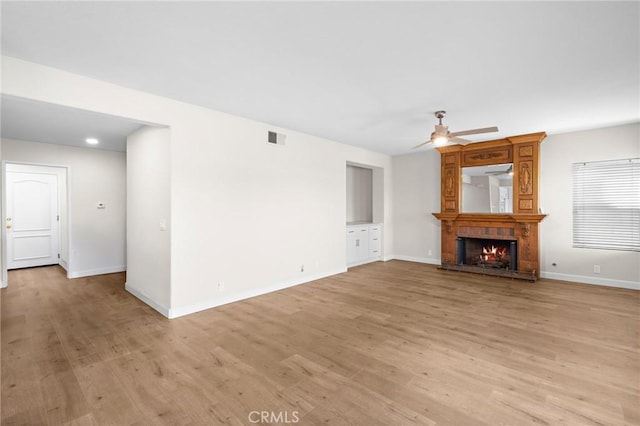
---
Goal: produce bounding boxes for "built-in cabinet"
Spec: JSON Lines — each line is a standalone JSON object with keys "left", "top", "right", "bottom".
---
{"left": 346, "top": 161, "right": 384, "bottom": 268}
{"left": 346, "top": 223, "right": 382, "bottom": 266}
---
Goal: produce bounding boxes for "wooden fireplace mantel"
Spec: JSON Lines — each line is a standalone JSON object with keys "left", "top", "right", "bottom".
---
{"left": 432, "top": 132, "right": 547, "bottom": 279}
{"left": 433, "top": 213, "right": 547, "bottom": 223}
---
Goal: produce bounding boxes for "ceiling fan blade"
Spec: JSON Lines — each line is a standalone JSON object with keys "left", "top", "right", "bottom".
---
{"left": 449, "top": 137, "right": 473, "bottom": 144}
{"left": 450, "top": 126, "right": 499, "bottom": 137}
{"left": 412, "top": 140, "right": 433, "bottom": 149}
{"left": 486, "top": 165, "right": 513, "bottom": 175}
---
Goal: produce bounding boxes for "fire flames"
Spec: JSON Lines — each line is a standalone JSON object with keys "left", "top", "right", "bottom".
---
{"left": 480, "top": 245, "right": 507, "bottom": 262}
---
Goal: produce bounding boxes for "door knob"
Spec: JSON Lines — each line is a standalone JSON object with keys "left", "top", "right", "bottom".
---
{"left": 6, "top": 225, "right": 11, "bottom": 229}
{"left": 6, "top": 217, "right": 11, "bottom": 221}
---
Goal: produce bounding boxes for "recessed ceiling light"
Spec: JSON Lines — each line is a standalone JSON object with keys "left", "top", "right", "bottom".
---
{"left": 85, "top": 138, "right": 99, "bottom": 145}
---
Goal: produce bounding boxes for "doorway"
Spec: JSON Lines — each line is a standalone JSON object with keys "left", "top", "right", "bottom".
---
{"left": 2, "top": 162, "right": 70, "bottom": 286}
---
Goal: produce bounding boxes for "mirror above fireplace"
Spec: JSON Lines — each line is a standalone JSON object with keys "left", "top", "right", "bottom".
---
{"left": 461, "top": 163, "right": 513, "bottom": 213}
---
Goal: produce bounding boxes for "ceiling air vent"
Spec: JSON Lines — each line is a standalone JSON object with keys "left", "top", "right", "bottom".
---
{"left": 267, "top": 131, "right": 286, "bottom": 146}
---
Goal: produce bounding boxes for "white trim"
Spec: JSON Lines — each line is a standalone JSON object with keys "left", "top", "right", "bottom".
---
{"left": 540, "top": 271, "right": 639, "bottom": 290}
{"left": 125, "top": 282, "right": 170, "bottom": 317}
{"left": 168, "top": 267, "right": 347, "bottom": 319}
{"left": 387, "top": 259, "right": 638, "bottom": 290}
{"left": 59, "top": 259, "right": 69, "bottom": 271}
{"left": 0, "top": 280, "right": 6, "bottom": 289}
{"left": 347, "top": 257, "right": 382, "bottom": 268}
{"left": 389, "top": 255, "right": 441, "bottom": 265}
{"left": 68, "top": 265, "right": 126, "bottom": 278}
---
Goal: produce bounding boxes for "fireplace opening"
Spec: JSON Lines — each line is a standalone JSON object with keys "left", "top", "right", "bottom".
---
{"left": 456, "top": 237, "right": 517, "bottom": 271}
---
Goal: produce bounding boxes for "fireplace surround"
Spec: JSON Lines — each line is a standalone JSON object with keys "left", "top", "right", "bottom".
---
{"left": 433, "top": 132, "right": 547, "bottom": 281}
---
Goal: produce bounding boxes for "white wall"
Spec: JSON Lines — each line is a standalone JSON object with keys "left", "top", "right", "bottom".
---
{"left": 1, "top": 138, "right": 126, "bottom": 278}
{"left": 371, "top": 167, "right": 385, "bottom": 224}
{"left": 488, "top": 175, "right": 500, "bottom": 212}
{"left": 168, "top": 114, "right": 392, "bottom": 317}
{"left": 540, "top": 123, "right": 640, "bottom": 289}
{"left": 391, "top": 150, "right": 441, "bottom": 264}
{"left": 126, "top": 126, "right": 171, "bottom": 315}
{"left": 1, "top": 57, "right": 394, "bottom": 317}
{"left": 463, "top": 177, "right": 491, "bottom": 213}
{"left": 463, "top": 175, "right": 501, "bottom": 213}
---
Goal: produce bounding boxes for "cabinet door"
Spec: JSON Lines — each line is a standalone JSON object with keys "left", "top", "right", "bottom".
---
{"left": 356, "top": 228, "right": 369, "bottom": 260}
{"left": 347, "top": 228, "right": 358, "bottom": 263}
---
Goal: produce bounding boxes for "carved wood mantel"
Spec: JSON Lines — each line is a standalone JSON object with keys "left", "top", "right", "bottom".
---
{"left": 432, "top": 132, "right": 547, "bottom": 279}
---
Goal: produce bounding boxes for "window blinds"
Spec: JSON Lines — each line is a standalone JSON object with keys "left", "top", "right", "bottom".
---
{"left": 572, "top": 158, "right": 640, "bottom": 251}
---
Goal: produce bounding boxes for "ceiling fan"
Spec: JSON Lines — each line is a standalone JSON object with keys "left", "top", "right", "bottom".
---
{"left": 413, "top": 110, "right": 498, "bottom": 149}
{"left": 486, "top": 165, "right": 513, "bottom": 176}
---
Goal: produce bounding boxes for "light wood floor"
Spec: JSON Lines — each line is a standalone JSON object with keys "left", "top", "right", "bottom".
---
{"left": 2, "top": 262, "right": 639, "bottom": 425}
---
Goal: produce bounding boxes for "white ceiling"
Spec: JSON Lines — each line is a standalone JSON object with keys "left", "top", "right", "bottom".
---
{"left": 1, "top": 95, "right": 147, "bottom": 152}
{"left": 1, "top": 2, "right": 638, "bottom": 156}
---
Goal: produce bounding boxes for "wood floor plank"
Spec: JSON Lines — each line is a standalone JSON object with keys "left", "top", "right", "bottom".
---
{"left": 40, "top": 369, "right": 91, "bottom": 425}
{"left": 106, "top": 352, "right": 197, "bottom": 424}
{"left": 73, "top": 360, "right": 148, "bottom": 425}
{"left": 2, "top": 263, "right": 639, "bottom": 425}
{"left": 1, "top": 356, "right": 47, "bottom": 423}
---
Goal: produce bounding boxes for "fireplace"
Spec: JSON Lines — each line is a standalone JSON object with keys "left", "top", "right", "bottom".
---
{"left": 456, "top": 237, "right": 517, "bottom": 271}
{"left": 432, "top": 132, "right": 547, "bottom": 281}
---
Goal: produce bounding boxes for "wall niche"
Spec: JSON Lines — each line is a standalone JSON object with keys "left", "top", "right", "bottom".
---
{"left": 346, "top": 163, "right": 384, "bottom": 225}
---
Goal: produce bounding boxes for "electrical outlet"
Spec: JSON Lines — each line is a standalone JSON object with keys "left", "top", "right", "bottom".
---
{"left": 300, "top": 265, "right": 304, "bottom": 272}
{"left": 594, "top": 265, "right": 601, "bottom": 274}
{"left": 428, "top": 249, "right": 433, "bottom": 256}
{"left": 218, "top": 282, "right": 225, "bottom": 291}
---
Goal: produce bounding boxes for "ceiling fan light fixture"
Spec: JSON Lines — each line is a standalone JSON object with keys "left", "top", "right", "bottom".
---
{"left": 412, "top": 110, "right": 498, "bottom": 151}
{"left": 432, "top": 134, "right": 449, "bottom": 145}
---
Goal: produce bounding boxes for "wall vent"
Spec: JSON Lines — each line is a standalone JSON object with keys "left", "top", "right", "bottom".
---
{"left": 268, "top": 131, "right": 286, "bottom": 145}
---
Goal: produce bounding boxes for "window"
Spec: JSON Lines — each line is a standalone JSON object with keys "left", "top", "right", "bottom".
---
{"left": 572, "top": 158, "right": 640, "bottom": 251}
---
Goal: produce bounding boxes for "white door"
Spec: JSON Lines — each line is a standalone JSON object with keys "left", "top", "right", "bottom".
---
{"left": 6, "top": 172, "right": 60, "bottom": 269}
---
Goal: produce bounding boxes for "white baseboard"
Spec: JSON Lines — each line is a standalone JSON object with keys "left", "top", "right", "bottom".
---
{"left": 168, "top": 267, "right": 347, "bottom": 319}
{"left": 389, "top": 255, "right": 441, "bottom": 265}
{"left": 540, "top": 271, "right": 639, "bottom": 290}
{"left": 0, "top": 280, "right": 6, "bottom": 289}
{"left": 125, "top": 283, "right": 170, "bottom": 318}
{"left": 59, "top": 259, "right": 68, "bottom": 272}
{"left": 347, "top": 257, "right": 382, "bottom": 268}
{"left": 387, "top": 258, "right": 638, "bottom": 290}
{"left": 68, "top": 265, "right": 126, "bottom": 279}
